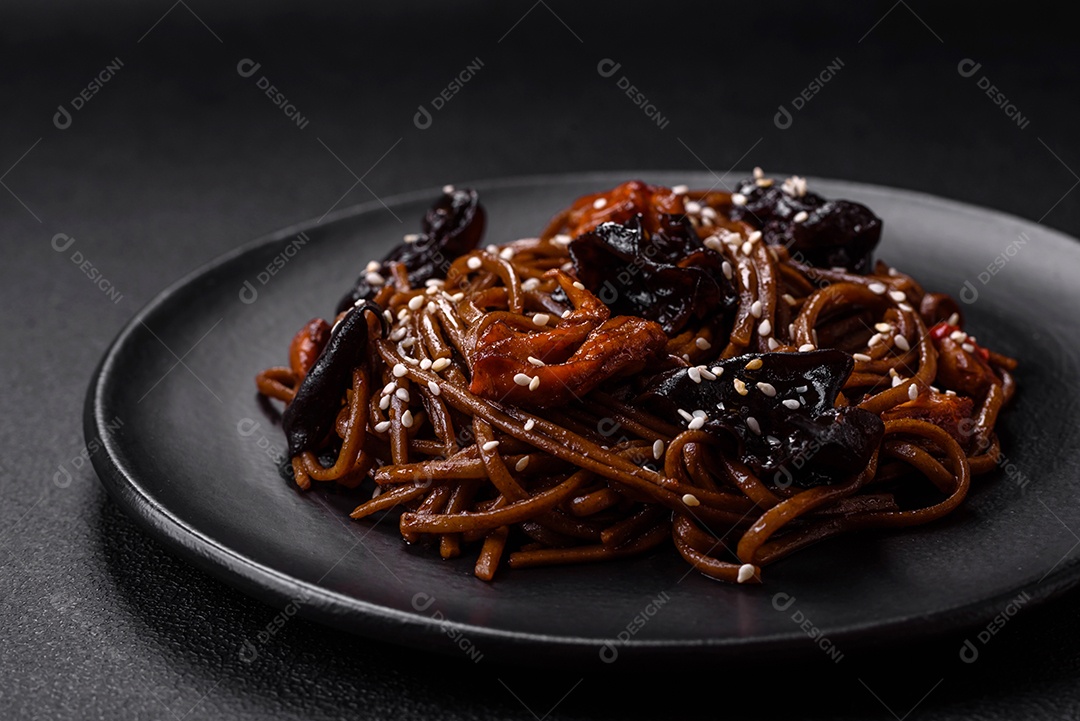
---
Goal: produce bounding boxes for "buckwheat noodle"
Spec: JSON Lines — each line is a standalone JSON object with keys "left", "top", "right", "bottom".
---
{"left": 256, "top": 177, "right": 1017, "bottom": 583}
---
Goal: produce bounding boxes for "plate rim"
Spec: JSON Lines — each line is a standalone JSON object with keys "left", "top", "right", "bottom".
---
{"left": 86, "top": 170, "right": 1080, "bottom": 664}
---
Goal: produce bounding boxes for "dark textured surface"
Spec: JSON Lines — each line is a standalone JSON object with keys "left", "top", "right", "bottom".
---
{"left": 3, "top": 1, "right": 1079, "bottom": 719}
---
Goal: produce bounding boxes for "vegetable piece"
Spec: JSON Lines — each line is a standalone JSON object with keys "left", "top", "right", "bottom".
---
{"left": 288, "top": 318, "right": 331, "bottom": 379}
{"left": 468, "top": 271, "right": 667, "bottom": 408}
{"left": 569, "top": 214, "right": 737, "bottom": 335}
{"left": 638, "top": 350, "right": 884, "bottom": 487}
{"left": 728, "top": 177, "right": 882, "bottom": 274}
{"left": 283, "top": 301, "right": 386, "bottom": 457}
{"left": 337, "top": 188, "right": 486, "bottom": 312}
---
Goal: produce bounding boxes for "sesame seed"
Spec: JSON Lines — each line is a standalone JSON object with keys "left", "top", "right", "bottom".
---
{"left": 521, "top": 278, "right": 540, "bottom": 291}
{"left": 946, "top": 389, "right": 957, "bottom": 397}
{"left": 755, "top": 177, "right": 773, "bottom": 188}
{"left": 527, "top": 356, "right": 545, "bottom": 366}
{"left": 745, "top": 358, "right": 763, "bottom": 370}
{"left": 398, "top": 307, "right": 409, "bottom": 320}
{"left": 874, "top": 322, "right": 892, "bottom": 333}
{"left": 590, "top": 197, "right": 607, "bottom": 210}
{"left": 653, "top": 440, "right": 665, "bottom": 460}
{"left": 515, "top": 456, "right": 530, "bottom": 472}
{"left": 798, "top": 343, "right": 816, "bottom": 353}
{"left": 419, "top": 358, "right": 432, "bottom": 370}
{"left": 733, "top": 378, "right": 749, "bottom": 395}
{"left": 561, "top": 310, "right": 572, "bottom": 318}
{"left": 894, "top": 335, "right": 911, "bottom": 352}
{"left": 795, "top": 386, "right": 807, "bottom": 392}
{"left": 889, "top": 290, "right": 906, "bottom": 302}
{"left": 427, "top": 380, "right": 440, "bottom": 396}
{"left": 552, "top": 234, "right": 572, "bottom": 245}
{"left": 451, "top": 292, "right": 465, "bottom": 301}
{"left": 722, "top": 261, "right": 733, "bottom": 279}
{"left": 482, "top": 440, "right": 500, "bottom": 452}
{"left": 365, "top": 271, "right": 385, "bottom": 286}
{"left": 382, "top": 382, "right": 397, "bottom": 395}
{"left": 732, "top": 193, "right": 747, "bottom": 206}
{"left": 688, "top": 367, "right": 702, "bottom": 384}
{"left": 425, "top": 278, "right": 444, "bottom": 287}
{"left": 947, "top": 312, "right": 960, "bottom": 326}
{"left": 407, "top": 295, "right": 424, "bottom": 311}
{"left": 672, "top": 184, "right": 689, "bottom": 194}
{"left": 393, "top": 363, "right": 408, "bottom": 378}
{"left": 431, "top": 357, "right": 451, "bottom": 372}
{"left": 442, "top": 184, "right": 455, "bottom": 194}
{"left": 404, "top": 356, "right": 419, "bottom": 365}
{"left": 758, "top": 319, "right": 772, "bottom": 336}
{"left": 365, "top": 260, "right": 381, "bottom": 273}
{"left": 746, "top": 416, "right": 761, "bottom": 434}
{"left": 852, "top": 353, "right": 872, "bottom": 362}
{"left": 737, "top": 564, "right": 756, "bottom": 583}
{"left": 753, "top": 167, "right": 764, "bottom": 179}
{"left": 401, "top": 410, "right": 414, "bottom": 428}
{"left": 383, "top": 310, "right": 394, "bottom": 324}
{"left": 950, "top": 330, "right": 967, "bottom": 341}
{"left": 699, "top": 367, "right": 717, "bottom": 381}
{"left": 741, "top": 240, "right": 754, "bottom": 256}
{"left": 403, "top": 233, "right": 420, "bottom": 243}
{"left": 692, "top": 410, "right": 707, "bottom": 418}
{"left": 401, "top": 337, "right": 416, "bottom": 349}
{"left": 892, "top": 375, "right": 904, "bottom": 387}
{"left": 532, "top": 313, "right": 550, "bottom": 327}
{"left": 962, "top": 342, "right": 976, "bottom": 353}
{"left": 782, "top": 293, "right": 797, "bottom": 306}
{"left": 374, "top": 421, "right": 391, "bottom": 433}
{"left": 701, "top": 206, "right": 717, "bottom": 220}
{"left": 767, "top": 337, "right": 780, "bottom": 350}
{"left": 529, "top": 376, "right": 541, "bottom": 391}
{"left": 695, "top": 337, "right": 712, "bottom": 350}
{"left": 782, "top": 399, "right": 801, "bottom": 410}
{"left": 685, "top": 201, "right": 702, "bottom": 214}
{"left": 751, "top": 300, "right": 763, "bottom": 318}
{"left": 524, "top": 419, "right": 536, "bottom": 431}
{"left": 898, "top": 303, "right": 914, "bottom": 312}
{"left": 466, "top": 256, "right": 483, "bottom": 271}
{"left": 677, "top": 409, "right": 694, "bottom": 421}
{"left": 572, "top": 281, "right": 585, "bottom": 290}
{"left": 868, "top": 333, "right": 884, "bottom": 347}
{"left": 513, "top": 373, "right": 532, "bottom": 386}
{"left": 682, "top": 493, "right": 701, "bottom": 507}
{"left": 748, "top": 231, "right": 762, "bottom": 243}
{"left": 756, "top": 382, "right": 776, "bottom": 397}
{"left": 395, "top": 387, "right": 410, "bottom": 401}
{"left": 908, "top": 384, "right": 919, "bottom": 401}
{"left": 688, "top": 416, "right": 705, "bottom": 430}
{"left": 711, "top": 366, "right": 724, "bottom": 376}
{"left": 868, "top": 282, "right": 887, "bottom": 295}
{"left": 379, "top": 395, "right": 391, "bottom": 410}
{"left": 793, "top": 210, "right": 809, "bottom": 223}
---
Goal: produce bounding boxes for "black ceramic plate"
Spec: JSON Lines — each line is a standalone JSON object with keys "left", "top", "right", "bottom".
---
{"left": 87, "top": 172, "right": 1080, "bottom": 666}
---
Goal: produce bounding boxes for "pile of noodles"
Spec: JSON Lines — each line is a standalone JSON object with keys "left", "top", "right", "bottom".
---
{"left": 256, "top": 175, "right": 1017, "bottom": 583}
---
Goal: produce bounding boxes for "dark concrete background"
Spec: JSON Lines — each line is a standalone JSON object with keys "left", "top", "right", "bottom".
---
{"left": 2, "top": 2, "right": 1078, "bottom": 719}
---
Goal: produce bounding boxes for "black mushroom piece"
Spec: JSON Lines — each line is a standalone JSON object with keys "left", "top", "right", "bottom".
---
{"left": 336, "top": 188, "right": 486, "bottom": 313}
{"left": 638, "top": 350, "right": 884, "bottom": 487}
{"left": 282, "top": 301, "right": 387, "bottom": 458}
{"left": 728, "top": 177, "right": 882, "bottom": 274}
{"left": 569, "top": 214, "right": 738, "bottom": 335}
